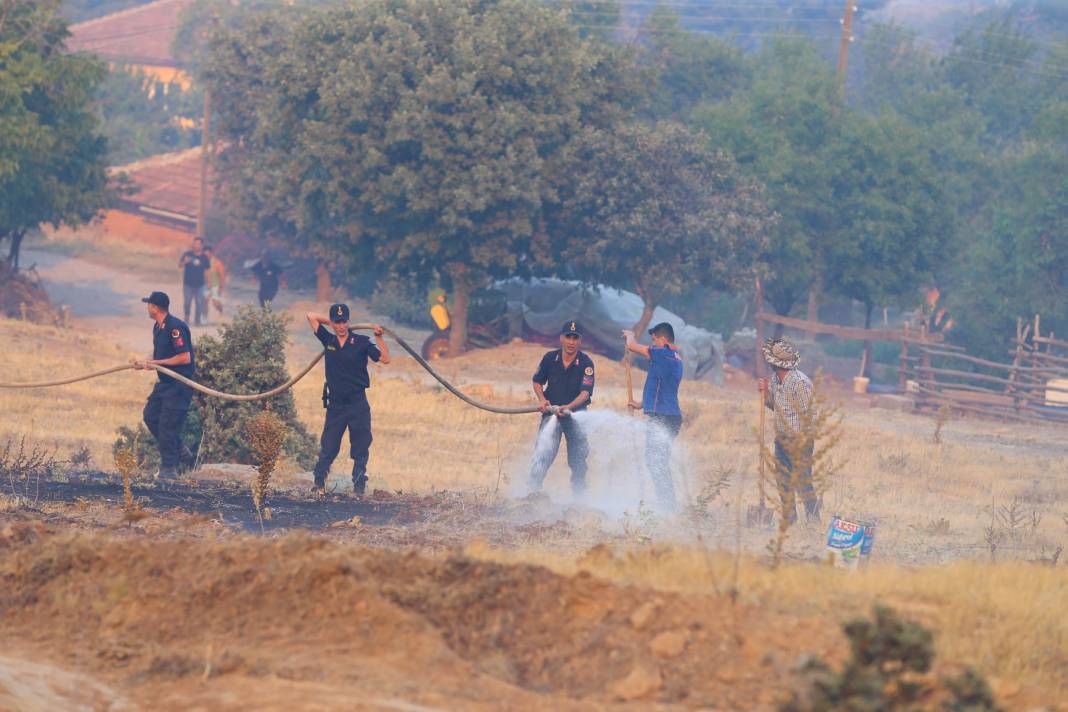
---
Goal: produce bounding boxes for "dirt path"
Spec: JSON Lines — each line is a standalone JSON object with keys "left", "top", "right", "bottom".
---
{"left": 23, "top": 245, "right": 429, "bottom": 357}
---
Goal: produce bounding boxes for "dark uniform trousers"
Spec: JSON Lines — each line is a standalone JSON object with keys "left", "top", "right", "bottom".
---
{"left": 645, "top": 414, "right": 682, "bottom": 509}
{"left": 313, "top": 394, "right": 372, "bottom": 485}
{"left": 142, "top": 381, "right": 192, "bottom": 470}
{"left": 529, "top": 413, "right": 589, "bottom": 493}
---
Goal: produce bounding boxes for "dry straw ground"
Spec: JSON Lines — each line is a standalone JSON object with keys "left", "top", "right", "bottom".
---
{"left": 2, "top": 314, "right": 1067, "bottom": 703}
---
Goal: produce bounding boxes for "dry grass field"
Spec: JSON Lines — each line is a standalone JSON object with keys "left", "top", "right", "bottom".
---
{"left": 2, "top": 313, "right": 1068, "bottom": 708}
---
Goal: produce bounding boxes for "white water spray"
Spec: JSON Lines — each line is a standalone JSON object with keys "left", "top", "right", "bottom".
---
{"left": 510, "top": 409, "right": 697, "bottom": 519}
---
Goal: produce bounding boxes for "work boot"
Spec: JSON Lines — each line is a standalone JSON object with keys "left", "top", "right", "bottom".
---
{"left": 352, "top": 473, "right": 369, "bottom": 497}
{"left": 155, "top": 468, "right": 179, "bottom": 482}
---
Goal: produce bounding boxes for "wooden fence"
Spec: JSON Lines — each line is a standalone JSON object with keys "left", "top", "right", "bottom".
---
{"left": 902, "top": 315, "right": 1068, "bottom": 425}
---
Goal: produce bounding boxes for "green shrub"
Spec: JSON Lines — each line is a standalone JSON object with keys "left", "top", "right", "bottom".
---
{"left": 193, "top": 306, "right": 317, "bottom": 467}
{"left": 782, "top": 606, "right": 1002, "bottom": 712}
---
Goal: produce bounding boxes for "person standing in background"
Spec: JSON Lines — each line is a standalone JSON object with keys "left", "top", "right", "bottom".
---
{"left": 204, "top": 244, "right": 226, "bottom": 319}
{"left": 178, "top": 237, "right": 210, "bottom": 326}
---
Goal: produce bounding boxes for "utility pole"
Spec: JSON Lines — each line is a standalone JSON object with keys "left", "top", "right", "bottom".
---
{"left": 196, "top": 87, "right": 211, "bottom": 239}
{"left": 836, "top": 0, "right": 856, "bottom": 96}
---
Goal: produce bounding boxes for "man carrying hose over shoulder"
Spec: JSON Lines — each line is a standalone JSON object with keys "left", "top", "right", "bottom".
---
{"left": 307, "top": 304, "right": 391, "bottom": 496}
{"left": 131, "top": 291, "right": 194, "bottom": 481}
{"left": 528, "top": 320, "right": 595, "bottom": 497}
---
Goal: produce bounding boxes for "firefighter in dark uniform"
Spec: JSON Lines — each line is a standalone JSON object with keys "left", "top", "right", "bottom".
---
{"left": 528, "top": 320, "right": 596, "bottom": 495}
{"left": 307, "top": 303, "right": 391, "bottom": 496}
{"left": 132, "top": 291, "right": 195, "bottom": 480}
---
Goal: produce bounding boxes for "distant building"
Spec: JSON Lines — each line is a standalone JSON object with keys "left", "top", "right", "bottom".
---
{"left": 104, "top": 148, "right": 212, "bottom": 248}
{"left": 67, "top": 0, "right": 195, "bottom": 91}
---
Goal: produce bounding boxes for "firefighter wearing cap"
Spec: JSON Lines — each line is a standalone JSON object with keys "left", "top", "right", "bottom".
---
{"left": 131, "top": 291, "right": 195, "bottom": 480}
{"left": 528, "top": 320, "right": 596, "bottom": 495}
{"left": 623, "top": 322, "right": 684, "bottom": 511}
{"left": 306, "top": 303, "right": 391, "bottom": 496}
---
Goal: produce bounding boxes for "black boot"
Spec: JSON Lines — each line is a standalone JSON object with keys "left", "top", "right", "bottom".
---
{"left": 352, "top": 466, "right": 368, "bottom": 496}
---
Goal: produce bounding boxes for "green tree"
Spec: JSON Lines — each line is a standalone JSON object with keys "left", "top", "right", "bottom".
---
{"left": 949, "top": 105, "right": 1068, "bottom": 359}
{"left": 694, "top": 39, "right": 842, "bottom": 320}
{"left": 636, "top": 6, "right": 744, "bottom": 121}
{"left": 95, "top": 66, "right": 201, "bottom": 165}
{"left": 202, "top": 0, "right": 635, "bottom": 354}
{"left": 0, "top": 0, "right": 110, "bottom": 269}
{"left": 558, "top": 121, "right": 771, "bottom": 334}
{"left": 822, "top": 109, "right": 952, "bottom": 367}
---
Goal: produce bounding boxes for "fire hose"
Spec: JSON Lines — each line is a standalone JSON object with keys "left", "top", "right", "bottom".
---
{"left": 0, "top": 323, "right": 542, "bottom": 415}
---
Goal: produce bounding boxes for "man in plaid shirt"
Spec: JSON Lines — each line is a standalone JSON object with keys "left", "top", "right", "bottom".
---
{"left": 757, "top": 338, "right": 819, "bottom": 523}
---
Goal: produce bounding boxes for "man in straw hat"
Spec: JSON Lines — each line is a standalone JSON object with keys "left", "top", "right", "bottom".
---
{"left": 757, "top": 338, "right": 819, "bottom": 523}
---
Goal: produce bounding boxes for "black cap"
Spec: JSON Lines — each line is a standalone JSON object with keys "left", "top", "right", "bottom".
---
{"left": 141, "top": 291, "right": 170, "bottom": 309}
{"left": 329, "top": 303, "right": 350, "bottom": 322}
{"left": 648, "top": 321, "right": 675, "bottom": 341}
{"left": 561, "top": 320, "right": 583, "bottom": 336}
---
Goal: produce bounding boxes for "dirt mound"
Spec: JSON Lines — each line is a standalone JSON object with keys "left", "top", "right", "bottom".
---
{"left": 0, "top": 522, "right": 842, "bottom": 709}
{"left": 0, "top": 261, "right": 57, "bottom": 324}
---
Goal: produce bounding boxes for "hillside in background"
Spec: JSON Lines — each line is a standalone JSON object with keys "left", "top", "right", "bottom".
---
{"left": 64, "top": 0, "right": 152, "bottom": 23}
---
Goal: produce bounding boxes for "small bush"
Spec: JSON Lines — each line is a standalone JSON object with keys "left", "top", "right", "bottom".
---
{"left": 782, "top": 606, "right": 1002, "bottom": 712}
{"left": 1, "top": 435, "right": 63, "bottom": 506}
{"left": 247, "top": 409, "right": 286, "bottom": 525}
{"left": 193, "top": 306, "right": 317, "bottom": 467}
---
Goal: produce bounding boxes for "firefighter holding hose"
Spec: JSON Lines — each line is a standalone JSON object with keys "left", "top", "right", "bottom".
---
{"left": 528, "top": 320, "right": 596, "bottom": 496}
{"left": 131, "top": 291, "right": 195, "bottom": 481}
{"left": 307, "top": 303, "right": 391, "bottom": 496}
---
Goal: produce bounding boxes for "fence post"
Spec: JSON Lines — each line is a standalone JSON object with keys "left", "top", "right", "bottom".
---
{"left": 1008, "top": 317, "right": 1023, "bottom": 415}
{"left": 898, "top": 324, "right": 910, "bottom": 392}
{"left": 918, "top": 324, "right": 933, "bottom": 411}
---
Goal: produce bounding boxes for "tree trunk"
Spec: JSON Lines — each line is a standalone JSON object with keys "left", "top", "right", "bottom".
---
{"left": 806, "top": 279, "right": 821, "bottom": 339}
{"left": 632, "top": 293, "right": 656, "bottom": 337}
{"left": 447, "top": 278, "right": 470, "bottom": 358}
{"left": 8, "top": 230, "right": 26, "bottom": 271}
{"left": 315, "top": 261, "right": 333, "bottom": 303}
{"left": 861, "top": 301, "right": 873, "bottom": 378}
{"left": 754, "top": 277, "right": 765, "bottom": 378}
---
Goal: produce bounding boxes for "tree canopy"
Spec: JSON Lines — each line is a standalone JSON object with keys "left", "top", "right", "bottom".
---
{"left": 202, "top": 0, "right": 638, "bottom": 353}
{"left": 559, "top": 121, "right": 771, "bottom": 333}
{"left": 0, "top": 0, "right": 110, "bottom": 269}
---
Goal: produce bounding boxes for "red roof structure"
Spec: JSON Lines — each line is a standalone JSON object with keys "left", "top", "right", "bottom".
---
{"left": 114, "top": 148, "right": 210, "bottom": 228}
{"left": 67, "top": 0, "right": 194, "bottom": 67}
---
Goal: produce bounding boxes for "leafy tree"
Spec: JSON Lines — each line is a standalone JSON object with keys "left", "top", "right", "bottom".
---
{"left": 822, "top": 109, "right": 953, "bottom": 351}
{"left": 94, "top": 66, "right": 201, "bottom": 164}
{"left": 0, "top": 0, "right": 110, "bottom": 269}
{"left": 694, "top": 39, "right": 842, "bottom": 320}
{"left": 949, "top": 110, "right": 1068, "bottom": 360}
{"left": 202, "top": 0, "right": 635, "bottom": 354}
{"left": 558, "top": 121, "right": 771, "bottom": 334}
{"left": 635, "top": 7, "right": 745, "bottom": 121}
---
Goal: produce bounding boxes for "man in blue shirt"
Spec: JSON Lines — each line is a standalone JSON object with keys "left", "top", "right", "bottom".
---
{"left": 623, "top": 321, "right": 683, "bottom": 510}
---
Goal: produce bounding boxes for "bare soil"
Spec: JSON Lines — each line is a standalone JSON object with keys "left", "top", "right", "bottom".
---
{"left": 0, "top": 515, "right": 846, "bottom": 711}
